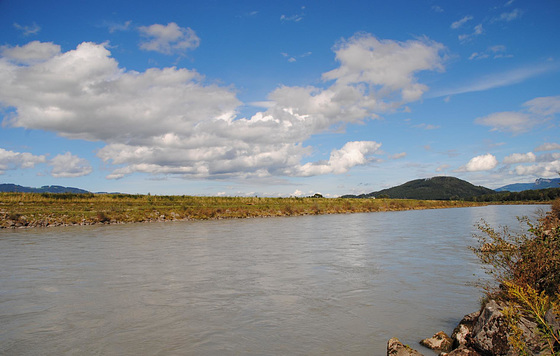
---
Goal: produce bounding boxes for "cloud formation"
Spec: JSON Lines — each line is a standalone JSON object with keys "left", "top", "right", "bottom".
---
{"left": 49, "top": 152, "right": 92, "bottom": 178}
{"left": 459, "top": 153, "right": 498, "bottom": 172}
{"left": 138, "top": 22, "right": 200, "bottom": 54}
{"left": 451, "top": 16, "right": 473, "bottom": 29}
{"left": 0, "top": 34, "right": 445, "bottom": 181}
{"left": 475, "top": 95, "right": 560, "bottom": 133}
{"left": 503, "top": 152, "right": 536, "bottom": 164}
{"left": 0, "top": 148, "right": 46, "bottom": 174}
{"left": 13, "top": 22, "right": 41, "bottom": 36}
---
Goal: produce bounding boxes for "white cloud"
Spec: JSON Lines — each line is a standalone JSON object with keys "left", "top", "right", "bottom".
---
{"left": 138, "top": 22, "right": 200, "bottom": 54}
{"left": 475, "top": 95, "right": 559, "bottom": 134}
{"left": 451, "top": 16, "right": 473, "bottom": 29}
{"left": 458, "top": 154, "right": 498, "bottom": 172}
{"left": 290, "top": 141, "right": 382, "bottom": 176}
{"left": 514, "top": 161, "right": 560, "bottom": 177}
{"left": 49, "top": 152, "right": 92, "bottom": 178}
{"left": 1, "top": 41, "right": 61, "bottom": 64}
{"left": 0, "top": 36, "right": 445, "bottom": 180}
{"left": 322, "top": 34, "right": 445, "bottom": 103}
{"left": 432, "top": 5, "right": 444, "bottom": 13}
{"left": 13, "top": 22, "right": 41, "bottom": 36}
{"left": 503, "top": 152, "right": 536, "bottom": 164}
{"left": 523, "top": 95, "right": 560, "bottom": 116}
{"left": 474, "top": 111, "right": 533, "bottom": 134}
{"left": 429, "top": 64, "right": 557, "bottom": 98}
{"left": 494, "top": 8, "right": 522, "bottom": 22}
{"left": 105, "top": 20, "right": 132, "bottom": 33}
{"left": 390, "top": 152, "right": 407, "bottom": 159}
{"left": 469, "top": 45, "right": 511, "bottom": 60}
{"left": 535, "top": 143, "right": 560, "bottom": 152}
{"left": 0, "top": 148, "right": 46, "bottom": 174}
{"left": 459, "top": 24, "right": 483, "bottom": 42}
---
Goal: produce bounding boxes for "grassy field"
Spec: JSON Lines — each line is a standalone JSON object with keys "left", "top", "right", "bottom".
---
{"left": 0, "top": 192, "right": 504, "bottom": 228}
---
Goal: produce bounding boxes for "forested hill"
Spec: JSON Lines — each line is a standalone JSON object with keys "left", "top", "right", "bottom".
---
{"left": 342, "top": 176, "right": 495, "bottom": 200}
{"left": 0, "top": 184, "right": 90, "bottom": 194}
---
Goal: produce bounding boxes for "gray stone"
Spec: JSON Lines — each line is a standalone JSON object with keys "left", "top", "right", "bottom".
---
{"left": 420, "top": 331, "right": 453, "bottom": 352}
{"left": 387, "top": 337, "right": 424, "bottom": 356}
{"left": 470, "top": 300, "right": 512, "bottom": 355}
{"left": 452, "top": 311, "right": 480, "bottom": 348}
{"left": 441, "top": 345, "right": 481, "bottom": 355}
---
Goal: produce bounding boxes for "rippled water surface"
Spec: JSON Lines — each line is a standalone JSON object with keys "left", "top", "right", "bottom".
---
{"left": 0, "top": 205, "right": 546, "bottom": 355}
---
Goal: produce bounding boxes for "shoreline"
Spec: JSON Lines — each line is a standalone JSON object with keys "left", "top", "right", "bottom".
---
{"left": 0, "top": 193, "right": 519, "bottom": 229}
{"left": 0, "top": 193, "right": 549, "bottom": 229}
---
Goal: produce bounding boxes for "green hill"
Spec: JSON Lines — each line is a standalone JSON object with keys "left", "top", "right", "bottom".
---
{"left": 0, "top": 184, "right": 90, "bottom": 194}
{"left": 343, "top": 176, "right": 495, "bottom": 200}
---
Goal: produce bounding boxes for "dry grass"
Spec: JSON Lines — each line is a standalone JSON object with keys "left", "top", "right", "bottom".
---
{"left": 0, "top": 192, "right": 487, "bottom": 228}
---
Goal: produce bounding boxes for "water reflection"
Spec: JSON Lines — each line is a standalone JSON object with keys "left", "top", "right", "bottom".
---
{"left": 0, "top": 205, "right": 545, "bottom": 355}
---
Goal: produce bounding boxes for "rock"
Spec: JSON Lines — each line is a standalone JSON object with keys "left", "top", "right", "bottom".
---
{"left": 469, "top": 299, "right": 512, "bottom": 355}
{"left": 420, "top": 331, "right": 453, "bottom": 352}
{"left": 387, "top": 337, "right": 424, "bottom": 356}
{"left": 452, "top": 311, "right": 480, "bottom": 348}
{"left": 441, "top": 345, "right": 481, "bottom": 355}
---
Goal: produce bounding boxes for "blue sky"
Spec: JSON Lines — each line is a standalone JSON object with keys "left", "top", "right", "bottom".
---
{"left": 0, "top": 0, "right": 559, "bottom": 196}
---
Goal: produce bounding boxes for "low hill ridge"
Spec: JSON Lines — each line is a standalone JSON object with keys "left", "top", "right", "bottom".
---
{"left": 496, "top": 177, "right": 560, "bottom": 192}
{"left": 0, "top": 184, "right": 90, "bottom": 194}
{"left": 343, "top": 176, "right": 495, "bottom": 200}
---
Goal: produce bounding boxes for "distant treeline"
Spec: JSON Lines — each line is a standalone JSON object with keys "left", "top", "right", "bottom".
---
{"left": 466, "top": 188, "right": 560, "bottom": 202}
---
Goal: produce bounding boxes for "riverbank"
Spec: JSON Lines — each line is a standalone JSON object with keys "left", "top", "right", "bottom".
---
{"left": 389, "top": 198, "right": 560, "bottom": 355}
{"left": 0, "top": 192, "right": 509, "bottom": 229}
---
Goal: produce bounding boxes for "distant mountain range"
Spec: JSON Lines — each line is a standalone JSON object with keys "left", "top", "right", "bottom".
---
{"left": 0, "top": 184, "right": 90, "bottom": 194}
{"left": 342, "top": 176, "right": 495, "bottom": 200}
{"left": 495, "top": 178, "right": 560, "bottom": 192}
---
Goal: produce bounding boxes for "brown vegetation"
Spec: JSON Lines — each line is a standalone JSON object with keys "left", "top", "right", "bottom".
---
{"left": 472, "top": 198, "right": 560, "bottom": 354}
{"left": 0, "top": 192, "right": 486, "bottom": 228}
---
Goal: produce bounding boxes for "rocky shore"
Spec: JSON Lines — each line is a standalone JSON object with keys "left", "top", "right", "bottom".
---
{"left": 388, "top": 299, "right": 560, "bottom": 355}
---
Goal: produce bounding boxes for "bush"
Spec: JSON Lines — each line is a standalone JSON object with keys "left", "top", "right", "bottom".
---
{"left": 472, "top": 198, "right": 560, "bottom": 353}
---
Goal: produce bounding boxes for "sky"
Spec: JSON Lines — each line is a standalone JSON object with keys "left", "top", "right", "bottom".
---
{"left": 0, "top": 0, "right": 559, "bottom": 197}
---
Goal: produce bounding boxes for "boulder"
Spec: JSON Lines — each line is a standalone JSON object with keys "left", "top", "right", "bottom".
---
{"left": 420, "top": 331, "right": 453, "bottom": 352}
{"left": 452, "top": 311, "right": 480, "bottom": 348}
{"left": 387, "top": 337, "right": 424, "bottom": 356}
{"left": 469, "top": 299, "right": 511, "bottom": 355}
{"left": 440, "top": 345, "right": 481, "bottom": 355}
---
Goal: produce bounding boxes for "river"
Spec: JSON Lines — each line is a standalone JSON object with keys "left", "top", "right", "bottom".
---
{"left": 0, "top": 204, "right": 546, "bottom": 355}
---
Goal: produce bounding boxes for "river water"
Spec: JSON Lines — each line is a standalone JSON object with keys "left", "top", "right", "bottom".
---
{"left": 0, "top": 205, "right": 546, "bottom": 355}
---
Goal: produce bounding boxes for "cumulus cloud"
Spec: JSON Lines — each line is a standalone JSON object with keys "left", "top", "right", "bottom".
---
{"left": 289, "top": 141, "right": 382, "bottom": 176}
{"left": 0, "top": 36, "right": 445, "bottom": 180}
{"left": 458, "top": 154, "right": 498, "bottom": 172}
{"left": 1, "top": 41, "right": 61, "bottom": 64}
{"left": 0, "top": 148, "right": 46, "bottom": 174}
{"left": 322, "top": 34, "right": 445, "bottom": 103}
{"left": 503, "top": 152, "right": 536, "bottom": 164}
{"left": 49, "top": 152, "right": 92, "bottom": 178}
{"left": 514, "top": 161, "right": 560, "bottom": 177}
{"left": 138, "top": 22, "right": 200, "bottom": 54}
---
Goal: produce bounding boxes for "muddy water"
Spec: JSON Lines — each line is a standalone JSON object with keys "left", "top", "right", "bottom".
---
{"left": 0, "top": 205, "right": 544, "bottom": 355}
